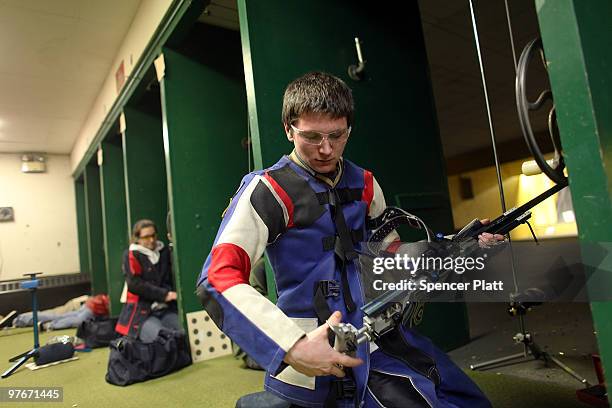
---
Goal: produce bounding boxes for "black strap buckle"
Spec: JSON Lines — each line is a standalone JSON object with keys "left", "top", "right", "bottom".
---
{"left": 316, "top": 188, "right": 362, "bottom": 205}
{"left": 322, "top": 230, "right": 364, "bottom": 252}
{"left": 332, "top": 378, "right": 356, "bottom": 400}
{"left": 317, "top": 280, "right": 340, "bottom": 298}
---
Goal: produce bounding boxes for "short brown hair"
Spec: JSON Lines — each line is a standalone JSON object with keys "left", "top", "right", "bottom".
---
{"left": 131, "top": 219, "right": 157, "bottom": 243}
{"left": 282, "top": 72, "right": 354, "bottom": 127}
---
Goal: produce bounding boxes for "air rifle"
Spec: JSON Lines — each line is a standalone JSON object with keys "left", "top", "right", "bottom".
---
{"left": 330, "top": 178, "right": 568, "bottom": 356}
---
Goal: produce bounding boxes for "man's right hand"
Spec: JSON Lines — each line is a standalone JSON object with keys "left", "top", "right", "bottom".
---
{"left": 283, "top": 311, "right": 363, "bottom": 378}
{"left": 165, "top": 291, "right": 177, "bottom": 302}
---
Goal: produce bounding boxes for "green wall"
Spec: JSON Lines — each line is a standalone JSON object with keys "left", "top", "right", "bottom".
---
{"left": 537, "top": 0, "right": 612, "bottom": 383}
{"left": 122, "top": 107, "right": 169, "bottom": 240}
{"left": 160, "top": 26, "right": 249, "bottom": 324}
{"left": 84, "top": 161, "right": 108, "bottom": 295}
{"left": 238, "top": 0, "right": 466, "bottom": 350}
{"left": 99, "top": 136, "right": 129, "bottom": 315}
{"left": 74, "top": 177, "right": 89, "bottom": 275}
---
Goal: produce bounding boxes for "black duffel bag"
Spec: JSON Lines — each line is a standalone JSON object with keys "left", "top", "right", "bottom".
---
{"left": 76, "top": 317, "right": 120, "bottom": 348}
{"left": 105, "top": 328, "right": 192, "bottom": 386}
{"left": 34, "top": 342, "right": 75, "bottom": 365}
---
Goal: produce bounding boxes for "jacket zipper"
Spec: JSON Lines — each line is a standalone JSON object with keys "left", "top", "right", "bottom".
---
{"left": 366, "top": 385, "right": 388, "bottom": 408}
{"left": 369, "top": 368, "right": 434, "bottom": 408}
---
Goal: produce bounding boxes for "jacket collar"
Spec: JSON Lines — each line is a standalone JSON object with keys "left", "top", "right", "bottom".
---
{"left": 289, "top": 149, "right": 344, "bottom": 188}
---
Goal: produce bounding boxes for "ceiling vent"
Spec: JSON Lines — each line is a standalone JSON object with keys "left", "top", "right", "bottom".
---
{"left": 21, "top": 153, "right": 46, "bottom": 173}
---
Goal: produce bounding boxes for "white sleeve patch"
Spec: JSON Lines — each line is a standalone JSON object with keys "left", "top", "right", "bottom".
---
{"left": 369, "top": 176, "right": 388, "bottom": 218}
{"left": 217, "top": 176, "right": 269, "bottom": 266}
{"left": 222, "top": 284, "right": 306, "bottom": 352}
{"left": 369, "top": 176, "right": 400, "bottom": 244}
{"left": 217, "top": 175, "right": 286, "bottom": 266}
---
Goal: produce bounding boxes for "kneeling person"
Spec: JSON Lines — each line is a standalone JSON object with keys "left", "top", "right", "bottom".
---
{"left": 198, "top": 72, "right": 492, "bottom": 407}
{"left": 116, "top": 219, "right": 180, "bottom": 342}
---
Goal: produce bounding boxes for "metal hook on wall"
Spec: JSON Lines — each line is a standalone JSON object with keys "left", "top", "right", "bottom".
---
{"left": 348, "top": 37, "right": 366, "bottom": 81}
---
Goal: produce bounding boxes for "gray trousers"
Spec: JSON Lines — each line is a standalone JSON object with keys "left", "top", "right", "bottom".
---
{"left": 14, "top": 305, "right": 94, "bottom": 329}
{"left": 138, "top": 309, "right": 181, "bottom": 343}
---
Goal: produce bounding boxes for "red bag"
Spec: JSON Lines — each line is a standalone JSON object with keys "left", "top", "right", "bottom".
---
{"left": 86, "top": 294, "right": 110, "bottom": 316}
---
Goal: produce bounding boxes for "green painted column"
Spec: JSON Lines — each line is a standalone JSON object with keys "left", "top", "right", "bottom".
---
{"left": 74, "top": 177, "right": 89, "bottom": 275}
{"left": 159, "top": 33, "right": 248, "bottom": 326}
{"left": 537, "top": 0, "right": 612, "bottom": 381}
{"left": 84, "top": 161, "right": 108, "bottom": 295}
{"left": 122, "top": 107, "right": 169, "bottom": 240}
{"left": 99, "top": 136, "right": 129, "bottom": 315}
{"left": 238, "top": 0, "right": 466, "bottom": 350}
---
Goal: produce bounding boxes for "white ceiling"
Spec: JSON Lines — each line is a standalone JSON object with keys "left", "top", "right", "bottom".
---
{"left": 0, "top": 0, "right": 141, "bottom": 154}
{"left": 0, "top": 0, "right": 548, "bottom": 159}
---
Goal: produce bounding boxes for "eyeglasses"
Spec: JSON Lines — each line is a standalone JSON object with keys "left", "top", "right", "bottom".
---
{"left": 290, "top": 124, "right": 351, "bottom": 146}
{"left": 139, "top": 233, "right": 157, "bottom": 241}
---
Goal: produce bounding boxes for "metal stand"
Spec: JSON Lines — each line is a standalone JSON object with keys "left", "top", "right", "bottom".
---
{"left": 466, "top": 0, "right": 590, "bottom": 390}
{"left": 470, "top": 309, "right": 591, "bottom": 387}
{"left": 2, "top": 273, "right": 42, "bottom": 378}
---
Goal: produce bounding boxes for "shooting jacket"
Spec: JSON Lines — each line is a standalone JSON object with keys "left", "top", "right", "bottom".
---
{"left": 116, "top": 245, "right": 175, "bottom": 337}
{"left": 197, "top": 154, "right": 490, "bottom": 408}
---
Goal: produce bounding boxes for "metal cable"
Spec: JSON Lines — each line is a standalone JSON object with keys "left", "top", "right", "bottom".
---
{"left": 504, "top": 0, "right": 518, "bottom": 74}
{"left": 468, "top": 0, "right": 526, "bottom": 354}
{"left": 468, "top": 0, "right": 507, "bottom": 212}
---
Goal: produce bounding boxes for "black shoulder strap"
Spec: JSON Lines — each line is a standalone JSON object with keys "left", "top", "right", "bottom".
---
{"left": 328, "top": 189, "right": 357, "bottom": 313}
{"left": 267, "top": 165, "right": 326, "bottom": 227}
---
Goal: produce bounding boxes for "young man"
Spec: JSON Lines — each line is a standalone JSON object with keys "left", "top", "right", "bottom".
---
{"left": 197, "top": 72, "right": 496, "bottom": 407}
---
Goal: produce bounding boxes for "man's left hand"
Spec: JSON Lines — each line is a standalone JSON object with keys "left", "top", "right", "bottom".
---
{"left": 477, "top": 219, "right": 505, "bottom": 248}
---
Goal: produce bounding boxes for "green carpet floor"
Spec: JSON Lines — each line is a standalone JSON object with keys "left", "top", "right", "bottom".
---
{"left": 0, "top": 328, "right": 589, "bottom": 407}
